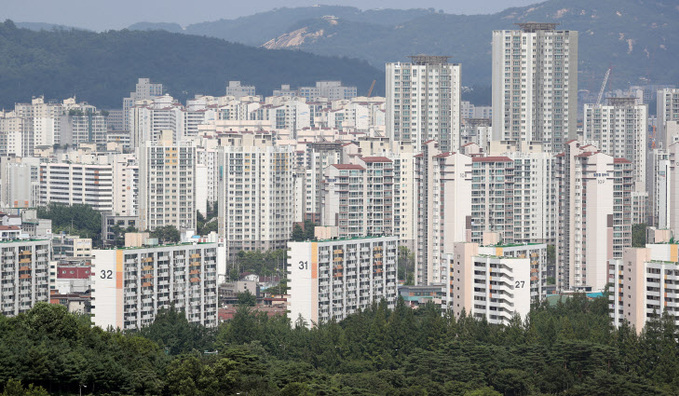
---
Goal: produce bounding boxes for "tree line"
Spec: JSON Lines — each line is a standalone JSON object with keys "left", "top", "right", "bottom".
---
{"left": 1, "top": 295, "right": 679, "bottom": 395}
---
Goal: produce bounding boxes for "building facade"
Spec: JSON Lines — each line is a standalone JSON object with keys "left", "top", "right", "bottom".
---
{"left": 492, "top": 23, "right": 578, "bottom": 153}
{"left": 0, "top": 239, "right": 51, "bottom": 316}
{"left": 91, "top": 242, "right": 218, "bottom": 330}
{"left": 288, "top": 236, "right": 398, "bottom": 326}
{"left": 386, "top": 55, "right": 461, "bottom": 152}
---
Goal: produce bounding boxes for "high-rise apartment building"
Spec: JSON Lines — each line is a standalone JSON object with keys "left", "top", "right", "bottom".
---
{"left": 657, "top": 88, "right": 679, "bottom": 148}
{"left": 492, "top": 23, "right": 578, "bottom": 153}
{"left": 91, "top": 242, "right": 218, "bottom": 330}
{"left": 138, "top": 131, "right": 196, "bottom": 232}
{"left": 0, "top": 239, "right": 51, "bottom": 316}
{"left": 556, "top": 141, "right": 633, "bottom": 291}
{"left": 322, "top": 157, "right": 394, "bottom": 238}
{"left": 415, "top": 140, "right": 472, "bottom": 285}
{"left": 653, "top": 143, "right": 679, "bottom": 233}
{"left": 386, "top": 55, "right": 461, "bottom": 152}
{"left": 217, "top": 133, "right": 293, "bottom": 258}
{"left": 584, "top": 98, "right": 648, "bottom": 190}
{"left": 123, "top": 78, "right": 163, "bottom": 133}
{"left": 288, "top": 236, "right": 398, "bottom": 326}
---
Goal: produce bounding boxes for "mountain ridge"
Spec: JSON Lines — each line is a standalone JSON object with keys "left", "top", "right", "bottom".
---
{"left": 127, "top": 0, "right": 679, "bottom": 92}
{"left": 0, "top": 20, "right": 383, "bottom": 109}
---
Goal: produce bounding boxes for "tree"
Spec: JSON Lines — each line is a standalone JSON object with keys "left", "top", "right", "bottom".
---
{"left": 632, "top": 224, "right": 647, "bottom": 247}
{"left": 150, "top": 225, "right": 180, "bottom": 244}
{"left": 291, "top": 224, "right": 305, "bottom": 241}
{"left": 237, "top": 291, "right": 257, "bottom": 307}
{"left": 398, "top": 246, "right": 415, "bottom": 285}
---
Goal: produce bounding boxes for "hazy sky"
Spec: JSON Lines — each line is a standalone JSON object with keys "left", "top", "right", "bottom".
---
{"left": 3, "top": 0, "right": 539, "bottom": 31}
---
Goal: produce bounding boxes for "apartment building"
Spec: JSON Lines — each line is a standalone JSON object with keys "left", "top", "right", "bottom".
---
{"left": 138, "top": 131, "right": 196, "bottom": 232}
{"left": 39, "top": 162, "right": 113, "bottom": 212}
{"left": 217, "top": 133, "right": 294, "bottom": 258}
{"left": 386, "top": 55, "right": 461, "bottom": 152}
{"left": 0, "top": 239, "right": 51, "bottom": 316}
{"left": 657, "top": 88, "right": 679, "bottom": 148}
{"left": 609, "top": 244, "right": 679, "bottom": 333}
{"left": 225, "top": 81, "right": 257, "bottom": 99}
{"left": 415, "top": 140, "right": 472, "bottom": 286}
{"left": 123, "top": 78, "right": 163, "bottom": 133}
{"left": 322, "top": 156, "right": 394, "bottom": 238}
{"left": 492, "top": 23, "right": 578, "bottom": 153}
{"left": 447, "top": 240, "right": 547, "bottom": 325}
{"left": 556, "top": 141, "right": 633, "bottom": 292}
{"left": 288, "top": 236, "right": 398, "bottom": 326}
{"left": 584, "top": 97, "right": 648, "bottom": 190}
{"left": 91, "top": 242, "right": 218, "bottom": 330}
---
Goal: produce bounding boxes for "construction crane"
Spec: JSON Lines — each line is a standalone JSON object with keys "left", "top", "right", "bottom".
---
{"left": 367, "top": 80, "right": 376, "bottom": 98}
{"left": 596, "top": 67, "right": 612, "bottom": 105}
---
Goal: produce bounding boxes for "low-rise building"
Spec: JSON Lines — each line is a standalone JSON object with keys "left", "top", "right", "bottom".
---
{"left": 288, "top": 236, "right": 398, "bottom": 326}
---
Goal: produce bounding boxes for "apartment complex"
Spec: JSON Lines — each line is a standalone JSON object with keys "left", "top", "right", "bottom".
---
{"left": 556, "top": 141, "right": 633, "bottom": 291}
{"left": 138, "top": 130, "right": 196, "bottom": 232}
{"left": 91, "top": 242, "right": 218, "bottom": 330}
{"left": 447, "top": 240, "right": 547, "bottom": 325}
{"left": 492, "top": 23, "right": 578, "bottom": 152}
{"left": 288, "top": 236, "right": 398, "bottom": 326}
{"left": 0, "top": 239, "right": 51, "bottom": 316}
{"left": 386, "top": 55, "right": 461, "bottom": 152}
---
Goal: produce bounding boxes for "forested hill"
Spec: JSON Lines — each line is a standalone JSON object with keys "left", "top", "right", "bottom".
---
{"left": 0, "top": 20, "right": 383, "bottom": 109}
{"left": 1, "top": 296, "right": 679, "bottom": 394}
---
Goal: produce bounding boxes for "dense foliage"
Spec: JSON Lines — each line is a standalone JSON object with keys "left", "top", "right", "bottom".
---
{"left": 36, "top": 203, "right": 101, "bottom": 243}
{"left": 0, "top": 20, "right": 382, "bottom": 109}
{"left": 2, "top": 296, "right": 679, "bottom": 395}
{"left": 231, "top": 249, "right": 287, "bottom": 280}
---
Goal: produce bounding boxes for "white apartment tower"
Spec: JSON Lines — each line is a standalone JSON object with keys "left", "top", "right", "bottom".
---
{"left": 217, "top": 133, "right": 294, "bottom": 258}
{"left": 322, "top": 157, "right": 394, "bottom": 239}
{"left": 556, "top": 141, "right": 633, "bottom": 292}
{"left": 415, "top": 140, "right": 472, "bottom": 286}
{"left": 91, "top": 242, "right": 218, "bottom": 330}
{"left": 492, "top": 23, "right": 578, "bottom": 153}
{"left": 657, "top": 88, "right": 679, "bottom": 148}
{"left": 386, "top": 55, "right": 461, "bottom": 153}
{"left": 138, "top": 130, "right": 196, "bottom": 232}
{"left": 584, "top": 97, "right": 648, "bottom": 191}
{"left": 288, "top": 236, "right": 398, "bottom": 326}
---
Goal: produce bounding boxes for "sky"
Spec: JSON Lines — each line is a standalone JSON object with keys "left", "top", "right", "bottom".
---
{"left": 2, "top": 0, "right": 539, "bottom": 31}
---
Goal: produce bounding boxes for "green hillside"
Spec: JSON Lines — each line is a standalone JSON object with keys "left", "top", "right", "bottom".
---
{"left": 0, "top": 20, "right": 382, "bottom": 109}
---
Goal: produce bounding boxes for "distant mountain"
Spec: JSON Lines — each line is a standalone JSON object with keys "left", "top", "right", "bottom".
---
{"left": 16, "top": 22, "right": 86, "bottom": 32}
{"left": 0, "top": 20, "right": 382, "bottom": 109}
{"left": 140, "top": 1, "right": 679, "bottom": 92}
{"left": 128, "top": 22, "right": 185, "bottom": 33}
